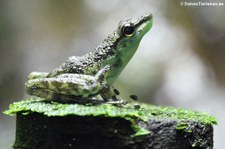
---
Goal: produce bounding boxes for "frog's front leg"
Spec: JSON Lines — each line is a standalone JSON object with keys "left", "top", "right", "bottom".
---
{"left": 25, "top": 66, "right": 110, "bottom": 102}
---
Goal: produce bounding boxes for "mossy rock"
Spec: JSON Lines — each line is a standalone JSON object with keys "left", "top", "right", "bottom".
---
{"left": 4, "top": 98, "right": 217, "bottom": 149}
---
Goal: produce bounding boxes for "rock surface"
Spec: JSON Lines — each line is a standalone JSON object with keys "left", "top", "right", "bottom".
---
{"left": 5, "top": 98, "right": 217, "bottom": 149}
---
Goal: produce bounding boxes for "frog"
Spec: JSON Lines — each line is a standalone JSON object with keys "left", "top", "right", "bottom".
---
{"left": 25, "top": 13, "right": 153, "bottom": 103}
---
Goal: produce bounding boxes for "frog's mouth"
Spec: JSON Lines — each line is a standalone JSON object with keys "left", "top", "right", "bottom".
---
{"left": 136, "top": 13, "right": 153, "bottom": 35}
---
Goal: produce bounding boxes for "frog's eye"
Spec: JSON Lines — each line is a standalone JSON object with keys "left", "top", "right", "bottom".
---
{"left": 122, "top": 24, "right": 135, "bottom": 37}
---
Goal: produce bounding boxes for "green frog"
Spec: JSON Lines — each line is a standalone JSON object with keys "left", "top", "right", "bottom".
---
{"left": 25, "top": 13, "right": 153, "bottom": 103}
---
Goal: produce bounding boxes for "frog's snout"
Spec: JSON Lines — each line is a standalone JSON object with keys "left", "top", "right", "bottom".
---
{"left": 144, "top": 13, "right": 153, "bottom": 21}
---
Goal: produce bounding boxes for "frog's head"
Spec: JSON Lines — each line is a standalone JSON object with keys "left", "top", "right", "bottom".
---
{"left": 99, "top": 14, "right": 153, "bottom": 85}
{"left": 115, "top": 13, "right": 153, "bottom": 64}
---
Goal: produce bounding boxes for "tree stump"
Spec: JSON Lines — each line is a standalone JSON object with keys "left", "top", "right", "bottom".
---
{"left": 4, "top": 98, "right": 217, "bottom": 149}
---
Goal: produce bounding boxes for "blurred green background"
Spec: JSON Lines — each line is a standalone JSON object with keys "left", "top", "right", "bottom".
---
{"left": 1, "top": 0, "right": 225, "bottom": 148}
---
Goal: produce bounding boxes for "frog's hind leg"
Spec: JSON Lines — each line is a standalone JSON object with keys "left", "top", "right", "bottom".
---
{"left": 24, "top": 87, "right": 80, "bottom": 103}
{"left": 25, "top": 74, "right": 102, "bottom": 101}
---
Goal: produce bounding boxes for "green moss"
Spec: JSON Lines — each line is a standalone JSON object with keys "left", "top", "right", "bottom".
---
{"left": 4, "top": 97, "right": 217, "bottom": 137}
{"left": 176, "top": 122, "right": 192, "bottom": 132}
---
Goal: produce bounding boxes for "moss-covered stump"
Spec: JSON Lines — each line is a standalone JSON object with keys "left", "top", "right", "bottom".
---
{"left": 5, "top": 98, "right": 217, "bottom": 149}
